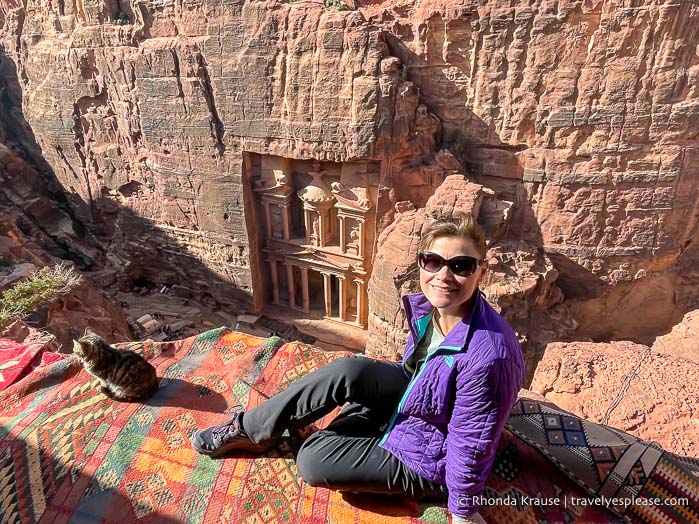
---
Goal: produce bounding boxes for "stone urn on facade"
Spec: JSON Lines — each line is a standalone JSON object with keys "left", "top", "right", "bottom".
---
{"left": 297, "top": 163, "right": 336, "bottom": 247}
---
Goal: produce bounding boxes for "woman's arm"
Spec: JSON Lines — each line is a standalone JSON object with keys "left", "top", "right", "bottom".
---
{"left": 445, "top": 357, "right": 516, "bottom": 519}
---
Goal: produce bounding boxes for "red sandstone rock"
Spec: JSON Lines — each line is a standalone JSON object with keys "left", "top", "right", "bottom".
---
{"left": 652, "top": 310, "right": 699, "bottom": 364}
{"left": 531, "top": 341, "right": 699, "bottom": 457}
{"left": 0, "top": 215, "right": 131, "bottom": 349}
{"left": 0, "top": 0, "right": 696, "bottom": 371}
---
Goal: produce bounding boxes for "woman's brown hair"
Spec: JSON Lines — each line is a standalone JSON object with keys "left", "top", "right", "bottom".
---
{"left": 419, "top": 214, "right": 488, "bottom": 260}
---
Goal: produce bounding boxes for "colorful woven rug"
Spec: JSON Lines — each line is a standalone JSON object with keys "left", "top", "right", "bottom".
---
{"left": 0, "top": 334, "right": 67, "bottom": 392}
{"left": 0, "top": 327, "right": 697, "bottom": 523}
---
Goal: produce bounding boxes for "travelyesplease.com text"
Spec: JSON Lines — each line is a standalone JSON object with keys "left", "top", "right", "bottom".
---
{"left": 468, "top": 494, "right": 689, "bottom": 509}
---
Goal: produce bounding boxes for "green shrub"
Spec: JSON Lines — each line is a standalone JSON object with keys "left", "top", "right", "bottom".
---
{"left": 113, "top": 11, "right": 130, "bottom": 25}
{"left": 324, "top": 0, "right": 349, "bottom": 10}
{"left": 0, "top": 263, "right": 82, "bottom": 330}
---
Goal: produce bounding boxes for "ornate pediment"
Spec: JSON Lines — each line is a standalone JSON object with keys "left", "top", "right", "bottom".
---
{"left": 292, "top": 248, "right": 354, "bottom": 273}
{"left": 331, "top": 182, "right": 372, "bottom": 211}
{"left": 255, "top": 183, "right": 294, "bottom": 198}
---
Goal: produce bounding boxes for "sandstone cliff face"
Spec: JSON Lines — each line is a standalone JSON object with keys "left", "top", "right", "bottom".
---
{"left": 531, "top": 331, "right": 699, "bottom": 457}
{"left": 1, "top": 0, "right": 697, "bottom": 361}
{"left": 2, "top": 0, "right": 389, "bottom": 311}
{"left": 0, "top": 53, "right": 130, "bottom": 348}
{"left": 0, "top": 48, "right": 99, "bottom": 269}
{"left": 363, "top": 0, "right": 699, "bottom": 353}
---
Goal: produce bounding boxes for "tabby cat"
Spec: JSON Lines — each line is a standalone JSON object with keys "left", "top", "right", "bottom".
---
{"left": 73, "top": 329, "right": 159, "bottom": 402}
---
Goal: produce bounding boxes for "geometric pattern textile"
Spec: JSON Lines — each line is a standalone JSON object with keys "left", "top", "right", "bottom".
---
{"left": 0, "top": 327, "right": 696, "bottom": 523}
{"left": 0, "top": 334, "right": 68, "bottom": 392}
{"left": 507, "top": 398, "right": 699, "bottom": 523}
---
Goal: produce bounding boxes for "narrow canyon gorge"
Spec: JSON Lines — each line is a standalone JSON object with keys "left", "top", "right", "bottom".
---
{"left": 1, "top": 0, "right": 697, "bottom": 456}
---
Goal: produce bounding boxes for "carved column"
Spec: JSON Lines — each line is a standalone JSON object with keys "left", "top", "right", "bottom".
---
{"left": 304, "top": 209, "right": 311, "bottom": 243}
{"left": 286, "top": 264, "right": 296, "bottom": 308}
{"left": 358, "top": 220, "right": 364, "bottom": 258}
{"left": 338, "top": 276, "right": 347, "bottom": 321}
{"left": 281, "top": 205, "right": 290, "bottom": 240}
{"left": 322, "top": 273, "right": 332, "bottom": 317}
{"left": 264, "top": 203, "right": 272, "bottom": 239}
{"left": 318, "top": 213, "right": 325, "bottom": 248}
{"left": 270, "top": 260, "right": 279, "bottom": 305}
{"left": 301, "top": 268, "right": 310, "bottom": 313}
{"left": 339, "top": 216, "right": 346, "bottom": 253}
{"left": 354, "top": 279, "right": 365, "bottom": 327}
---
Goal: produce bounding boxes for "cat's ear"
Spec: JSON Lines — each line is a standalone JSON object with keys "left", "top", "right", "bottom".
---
{"left": 78, "top": 339, "right": 93, "bottom": 356}
{"left": 73, "top": 339, "right": 87, "bottom": 358}
{"left": 83, "top": 327, "right": 96, "bottom": 337}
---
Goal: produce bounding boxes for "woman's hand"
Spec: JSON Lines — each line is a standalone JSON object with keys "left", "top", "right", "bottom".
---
{"left": 452, "top": 512, "right": 487, "bottom": 524}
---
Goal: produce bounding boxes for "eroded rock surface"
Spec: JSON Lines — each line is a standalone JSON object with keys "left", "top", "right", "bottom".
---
{"left": 652, "top": 309, "right": 699, "bottom": 364}
{"left": 0, "top": 0, "right": 696, "bottom": 359}
{"left": 361, "top": 0, "right": 699, "bottom": 352}
{"left": 0, "top": 215, "right": 131, "bottom": 350}
{"left": 531, "top": 340, "right": 699, "bottom": 457}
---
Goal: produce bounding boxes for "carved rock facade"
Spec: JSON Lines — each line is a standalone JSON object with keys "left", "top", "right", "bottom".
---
{"left": 0, "top": 0, "right": 697, "bottom": 363}
{"left": 251, "top": 155, "right": 377, "bottom": 327}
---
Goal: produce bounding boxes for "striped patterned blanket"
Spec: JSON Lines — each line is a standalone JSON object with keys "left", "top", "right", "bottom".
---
{"left": 1, "top": 328, "right": 697, "bottom": 523}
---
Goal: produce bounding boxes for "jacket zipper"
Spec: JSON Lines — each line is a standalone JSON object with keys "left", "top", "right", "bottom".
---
{"left": 378, "top": 342, "right": 463, "bottom": 446}
{"left": 378, "top": 310, "right": 462, "bottom": 446}
{"left": 379, "top": 293, "right": 479, "bottom": 446}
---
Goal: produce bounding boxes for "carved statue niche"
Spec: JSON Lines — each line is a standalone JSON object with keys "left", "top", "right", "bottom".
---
{"left": 255, "top": 165, "right": 294, "bottom": 242}
{"left": 270, "top": 207, "right": 283, "bottom": 239}
{"left": 347, "top": 222, "right": 360, "bottom": 256}
{"left": 331, "top": 177, "right": 371, "bottom": 258}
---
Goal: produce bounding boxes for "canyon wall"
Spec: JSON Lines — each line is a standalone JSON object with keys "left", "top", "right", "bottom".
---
{"left": 1, "top": 0, "right": 697, "bottom": 371}
{"left": 1, "top": 42, "right": 131, "bottom": 348}
{"left": 1, "top": 0, "right": 390, "bottom": 312}
{"left": 363, "top": 0, "right": 699, "bottom": 363}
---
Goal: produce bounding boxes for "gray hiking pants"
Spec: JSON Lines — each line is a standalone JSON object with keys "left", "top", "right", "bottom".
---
{"left": 241, "top": 356, "right": 448, "bottom": 499}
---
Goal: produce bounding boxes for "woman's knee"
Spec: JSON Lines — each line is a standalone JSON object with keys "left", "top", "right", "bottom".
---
{"left": 296, "top": 435, "right": 326, "bottom": 487}
{"left": 326, "top": 356, "right": 373, "bottom": 387}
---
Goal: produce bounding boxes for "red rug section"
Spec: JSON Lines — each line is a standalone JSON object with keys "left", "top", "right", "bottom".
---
{"left": 0, "top": 335, "right": 67, "bottom": 391}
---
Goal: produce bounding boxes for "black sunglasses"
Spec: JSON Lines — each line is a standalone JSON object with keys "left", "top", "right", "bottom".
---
{"left": 417, "top": 252, "right": 482, "bottom": 277}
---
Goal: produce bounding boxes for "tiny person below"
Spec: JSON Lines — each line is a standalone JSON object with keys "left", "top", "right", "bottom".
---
{"left": 191, "top": 214, "right": 525, "bottom": 524}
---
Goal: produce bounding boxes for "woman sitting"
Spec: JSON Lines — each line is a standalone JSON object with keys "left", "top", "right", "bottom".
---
{"left": 191, "top": 214, "right": 524, "bottom": 524}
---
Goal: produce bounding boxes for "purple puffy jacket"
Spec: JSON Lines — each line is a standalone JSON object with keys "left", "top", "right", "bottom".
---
{"left": 379, "top": 291, "right": 524, "bottom": 518}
